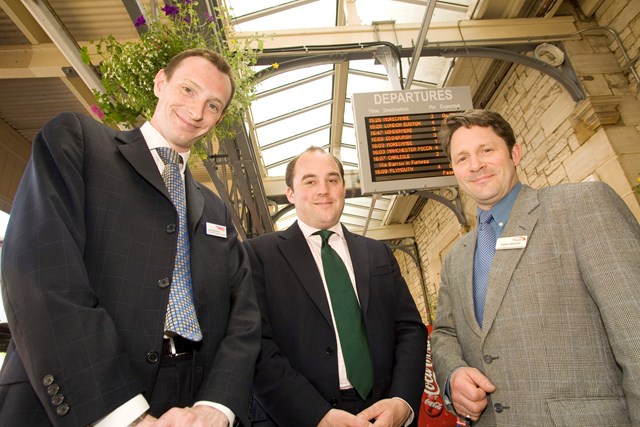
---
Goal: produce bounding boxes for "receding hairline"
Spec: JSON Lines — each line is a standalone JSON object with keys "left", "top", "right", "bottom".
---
{"left": 285, "top": 146, "right": 344, "bottom": 188}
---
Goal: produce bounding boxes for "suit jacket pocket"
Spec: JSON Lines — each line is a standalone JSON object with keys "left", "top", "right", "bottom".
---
{"left": 370, "top": 263, "right": 392, "bottom": 276}
{"left": 547, "top": 396, "right": 630, "bottom": 426}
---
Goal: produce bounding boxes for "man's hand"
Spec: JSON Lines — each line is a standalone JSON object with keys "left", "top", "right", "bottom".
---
{"left": 357, "top": 398, "right": 411, "bottom": 427}
{"left": 135, "top": 413, "right": 157, "bottom": 426}
{"left": 318, "top": 408, "right": 372, "bottom": 427}
{"left": 150, "top": 406, "right": 229, "bottom": 427}
{"left": 450, "top": 367, "right": 496, "bottom": 422}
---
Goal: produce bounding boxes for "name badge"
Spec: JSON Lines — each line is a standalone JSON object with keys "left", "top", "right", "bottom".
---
{"left": 206, "top": 222, "right": 227, "bottom": 238}
{"left": 495, "top": 235, "right": 527, "bottom": 250}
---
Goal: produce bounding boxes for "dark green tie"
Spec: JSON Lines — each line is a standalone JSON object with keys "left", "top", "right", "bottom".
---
{"left": 316, "top": 229, "right": 374, "bottom": 400}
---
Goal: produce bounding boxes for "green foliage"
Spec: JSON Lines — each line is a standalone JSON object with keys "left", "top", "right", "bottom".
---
{"left": 82, "top": 0, "right": 263, "bottom": 154}
{"left": 634, "top": 174, "right": 640, "bottom": 195}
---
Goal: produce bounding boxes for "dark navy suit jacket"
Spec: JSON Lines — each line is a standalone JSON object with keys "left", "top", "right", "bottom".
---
{"left": 0, "top": 112, "right": 260, "bottom": 426}
{"left": 245, "top": 221, "right": 427, "bottom": 426}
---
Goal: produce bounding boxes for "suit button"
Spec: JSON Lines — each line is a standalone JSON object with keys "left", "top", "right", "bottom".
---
{"left": 47, "top": 384, "right": 60, "bottom": 396}
{"left": 51, "top": 393, "right": 64, "bottom": 406}
{"left": 483, "top": 355, "right": 498, "bottom": 364}
{"left": 326, "top": 347, "right": 334, "bottom": 355}
{"left": 494, "top": 403, "right": 504, "bottom": 413}
{"left": 56, "top": 403, "right": 70, "bottom": 416}
{"left": 43, "top": 374, "right": 55, "bottom": 386}
{"left": 158, "top": 277, "right": 170, "bottom": 288}
{"left": 329, "top": 398, "right": 338, "bottom": 407}
{"left": 166, "top": 224, "right": 177, "bottom": 233}
{"left": 147, "top": 351, "right": 159, "bottom": 364}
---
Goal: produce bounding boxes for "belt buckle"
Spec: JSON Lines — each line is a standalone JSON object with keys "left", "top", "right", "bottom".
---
{"left": 164, "top": 336, "right": 190, "bottom": 359}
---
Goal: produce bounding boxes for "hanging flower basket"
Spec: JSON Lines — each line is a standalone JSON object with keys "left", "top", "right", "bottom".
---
{"left": 82, "top": 0, "right": 263, "bottom": 151}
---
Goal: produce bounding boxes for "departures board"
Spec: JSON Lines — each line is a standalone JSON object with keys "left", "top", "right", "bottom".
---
{"left": 352, "top": 87, "right": 472, "bottom": 195}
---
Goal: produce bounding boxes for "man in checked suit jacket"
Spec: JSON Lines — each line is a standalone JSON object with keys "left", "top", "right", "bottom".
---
{"left": 0, "top": 49, "right": 260, "bottom": 426}
{"left": 244, "top": 147, "right": 427, "bottom": 427}
{"left": 430, "top": 109, "right": 640, "bottom": 426}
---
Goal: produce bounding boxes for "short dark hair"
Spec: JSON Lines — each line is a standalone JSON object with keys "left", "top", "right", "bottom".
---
{"left": 163, "top": 48, "right": 236, "bottom": 115}
{"left": 285, "top": 147, "right": 345, "bottom": 189}
{"left": 438, "top": 109, "right": 517, "bottom": 159}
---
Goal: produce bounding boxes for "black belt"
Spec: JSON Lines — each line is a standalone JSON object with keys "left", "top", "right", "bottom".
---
{"left": 161, "top": 336, "right": 196, "bottom": 360}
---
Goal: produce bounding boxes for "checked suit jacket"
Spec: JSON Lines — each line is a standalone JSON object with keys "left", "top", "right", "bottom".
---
{"left": 431, "top": 183, "right": 640, "bottom": 426}
{"left": 245, "top": 221, "right": 427, "bottom": 426}
{"left": 0, "top": 112, "right": 261, "bottom": 426}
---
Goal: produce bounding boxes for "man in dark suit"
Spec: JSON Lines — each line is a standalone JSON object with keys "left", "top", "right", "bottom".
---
{"left": 0, "top": 48, "right": 261, "bottom": 427}
{"left": 245, "top": 147, "right": 427, "bottom": 427}
{"left": 430, "top": 109, "right": 640, "bottom": 425}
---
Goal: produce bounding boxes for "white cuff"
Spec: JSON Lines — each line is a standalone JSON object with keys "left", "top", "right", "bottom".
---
{"left": 193, "top": 401, "right": 235, "bottom": 426}
{"left": 93, "top": 394, "right": 149, "bottom": 427}
{"left": 391, "top": 397, "right": 414, "bottom": 427}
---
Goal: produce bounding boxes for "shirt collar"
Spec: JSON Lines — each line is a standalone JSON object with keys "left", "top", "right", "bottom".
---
{"left": 140, "top": 121, "right": 189, "bottom": 175}
{"left": 477, "top": 182, "right": 522, "bottom": 230}
{"left": 297, "top": 219, "right": 344, "bottom": 241}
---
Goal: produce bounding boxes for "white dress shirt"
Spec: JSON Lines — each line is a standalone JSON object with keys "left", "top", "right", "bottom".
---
{"left": 297, "top": 219, "right": 414, "bottom": 425}
{"left": 298, "top": 219, "right": 358, "bottom": 390}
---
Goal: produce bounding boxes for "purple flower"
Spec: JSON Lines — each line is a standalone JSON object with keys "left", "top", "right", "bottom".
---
{"left": 91, "top": 105, "right": 105, "bottom": 120}
{"left": 204, "top": 12, "right": 214, "bottom": 23}
{"left": 134, "top": 15, "right": 146, "bottom": 27}
{"left": 183, "top": 16, "right": 191, "bottom": 24}
{"left": 161, "top": 5, "right": 179, "bottom": 16}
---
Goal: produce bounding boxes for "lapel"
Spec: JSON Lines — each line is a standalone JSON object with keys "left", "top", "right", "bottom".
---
{"left": 481, "top": 185, "right": 539, "bottom": 338}
{"left": 184, "top": 167, "right": 204, "bottom": 238}
{"left": 343, "top": 226, "right": 371, "bottom": 315}
{"left": 116, "top": 129, "right": 204, "bottom": 238}
{"left": 115, "top": 128, "right": 171, "bottom": 202}
{"left": 278, "top": 222, "right": 333, "bottom": 327}
{"left": 457, "top": 232, "right": 483, "bottom": 338}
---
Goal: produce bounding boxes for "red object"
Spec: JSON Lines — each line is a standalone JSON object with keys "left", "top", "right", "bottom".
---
{"left": 417, "top": 325, "right": 459, "bottom": 427}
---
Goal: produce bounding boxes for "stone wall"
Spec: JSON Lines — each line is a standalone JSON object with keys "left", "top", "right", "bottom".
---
{"left": 392, "top": 240, "right": 431, "bottom": 325}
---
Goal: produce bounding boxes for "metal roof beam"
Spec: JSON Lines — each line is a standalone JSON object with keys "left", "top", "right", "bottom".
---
{"left": 121, "top": 0, "right": 148, "bottom": 35}
{"left": 254, "top": 42, "right": 585, "bottom": 103}
{"left": 232, "top": 0, "right": 320, "bottom": 25}
{"left": 394, "top": 0, "right": 469, "bottom": 13}
{"left": 1, "top": 0, "right": 49, "bottom": 43}
{"left": 19, "top": 0, "right": 105, "bottom": 95}
{"left": 256, "top": 99, "right": 332, "bottom": 128}
{"left": 404, "top": 0, "right": 437, "bottom": 88}
{"left": 329, "top": 61, "right": 348, "bottom": 157}
{"left": 0, "top": 44, "right": 70, "bottom": 78}
{"left": 238, "top": 16, "right": 579, "bottom": 50}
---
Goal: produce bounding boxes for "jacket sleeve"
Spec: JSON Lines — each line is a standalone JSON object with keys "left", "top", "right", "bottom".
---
{"left": 429, "top": 255, "right": 468, "bottom": 414}
{"left": 0, "top": 113, "right": 144, "bottom": 426}
{"left": 193, "top": 211, "right": 261, "bottom": 427}
{"left": 571, "top": 182, "right": 640, "bottom": 424}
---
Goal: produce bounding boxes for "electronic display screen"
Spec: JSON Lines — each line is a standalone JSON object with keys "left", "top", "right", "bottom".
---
{"left": 352, "top": 87, "right": 473, "bottom": 194}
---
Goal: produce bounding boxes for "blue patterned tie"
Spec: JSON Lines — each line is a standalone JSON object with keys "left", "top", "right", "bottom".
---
{"left": 157, "top": 147, "right": 202, "bottom": 341}
{"left": 473, "top": 211, "right": 496, "bottom": 327}
{"left": 316, "top": 230, "right": 374, "bottom": 400}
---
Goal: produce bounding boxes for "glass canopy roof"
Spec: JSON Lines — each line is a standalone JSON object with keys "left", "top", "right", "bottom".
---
{"left": 224, "top": 0, "right": 471, "bottom": 231}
